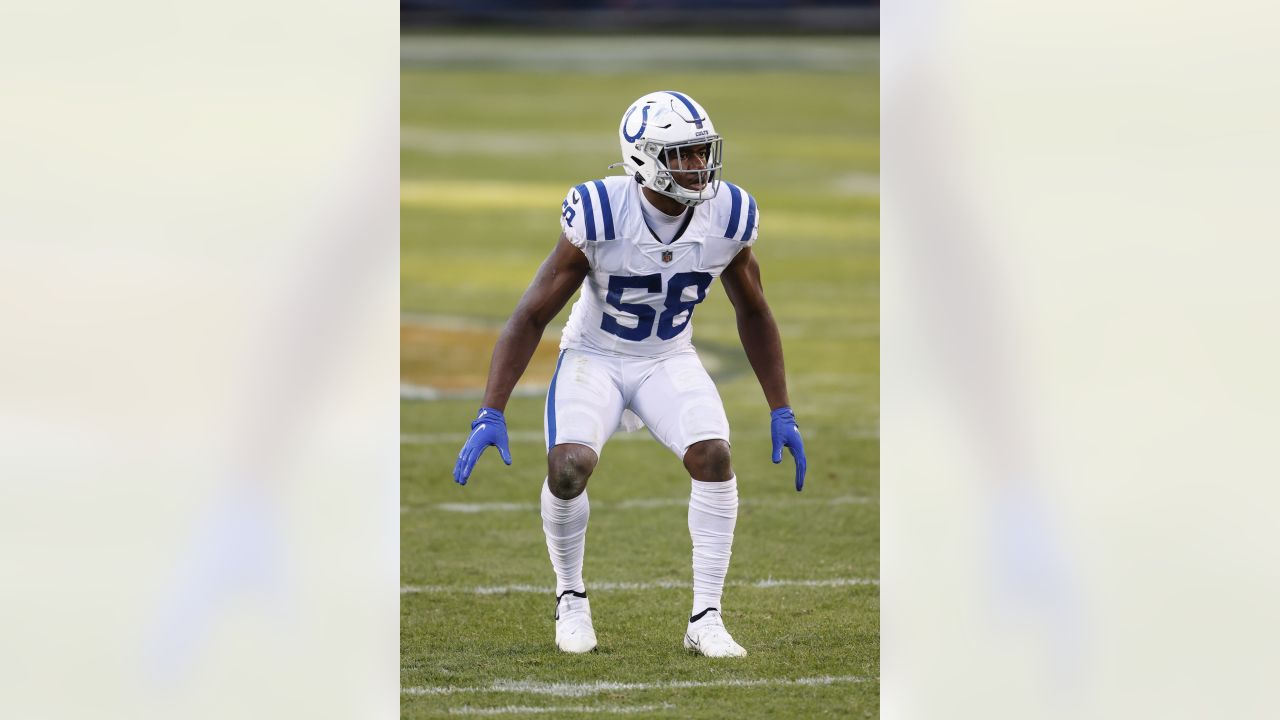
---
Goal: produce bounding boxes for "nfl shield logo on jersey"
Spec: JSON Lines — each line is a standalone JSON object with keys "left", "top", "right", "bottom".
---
{"left": 661, "top": 250, "right": 673, "bottom": 263}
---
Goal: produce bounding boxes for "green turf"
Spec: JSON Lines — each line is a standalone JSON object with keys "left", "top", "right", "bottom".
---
{"left": 402, "top": 35, "right": 879, "bottom": 719}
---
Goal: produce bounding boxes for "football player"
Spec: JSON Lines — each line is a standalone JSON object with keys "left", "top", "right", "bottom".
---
{"left": 451, "top": 91, "right": 806, "bottom": 657}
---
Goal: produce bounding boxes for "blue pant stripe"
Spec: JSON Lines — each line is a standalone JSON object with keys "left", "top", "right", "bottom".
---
{"left": 575, "top": 183, "right": 596, "bottom": 241}
{"left": 546, "top": 350, "right": 566, "bottom": 448}
{"left": 724, "top": 182, "right": 742, "bottom": 238}
{"left": 591, "top": 180, "right": 614, "bottom": 240}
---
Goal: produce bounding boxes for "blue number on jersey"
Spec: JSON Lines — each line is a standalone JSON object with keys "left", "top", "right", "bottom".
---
{"left": 601, "top": 274, "right": 663, "bottom": 341}
{"left": 561, "top": 199, "right": 576, "bottom": 227}
{"left": 657, "top": 271, "right": 713, "bottom": 340}
{"left": 601, "top": 272, "right": 713, "bottom": 341}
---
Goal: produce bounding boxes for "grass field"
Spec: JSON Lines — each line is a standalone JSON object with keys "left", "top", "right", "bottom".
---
{"left": 402, "top": 35, "right": 879, "bottom": 718}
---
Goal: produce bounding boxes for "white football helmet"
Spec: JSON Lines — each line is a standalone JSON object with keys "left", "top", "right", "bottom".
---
{"left": 614, "top": 91, "right": 723, "bottom": 207}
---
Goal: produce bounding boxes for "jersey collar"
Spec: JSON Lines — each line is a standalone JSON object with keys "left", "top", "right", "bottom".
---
{"left": 642, "top": 206, "right": 695, "bottom": 245}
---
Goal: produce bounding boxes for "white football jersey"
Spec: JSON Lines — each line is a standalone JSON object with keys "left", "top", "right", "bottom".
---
{"left": 557, "top": 176, "right": 759, "bottom": 357}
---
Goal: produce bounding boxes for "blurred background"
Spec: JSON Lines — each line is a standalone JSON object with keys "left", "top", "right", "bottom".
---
{"left": 0, "top": 1, "right": 398, "bottom": 717}
{"left": 402, "top": 0, "right": 879, "bottom": 34}
{"left": 400, "top": 4, "right": 880, "bottom": 718}
{"left": 882, "top": 1, "right": 1280, "bottom": 718}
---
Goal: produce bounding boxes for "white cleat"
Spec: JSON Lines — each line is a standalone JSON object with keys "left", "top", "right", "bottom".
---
{"left": 555, "top": 591, "right": 597, "bottom": 653}
{"left": 683, "top": 608, "right": 747, "bottom": 658}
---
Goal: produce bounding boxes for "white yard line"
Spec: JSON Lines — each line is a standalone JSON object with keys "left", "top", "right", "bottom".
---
{"left": 435, "top": 501, "right": 541, "bottom": 514}
{"left": 612, "top": 497, "right": 689, "bottom": 510}
{"left": 401, "top": 576, "right": 878, "bottom": 595}
{"left": 405, "top": 674, "right": 873, "bottom": 698}
{"left": 447, "top": 704, "right": 673, "bottom": 715}
{"left": 421, "top": 495, "right": 873, "bottom": 515}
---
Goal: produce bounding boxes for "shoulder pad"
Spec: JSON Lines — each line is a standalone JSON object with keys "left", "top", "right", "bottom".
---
{"left": 560, "top": 179, "right": 617, "bottom": 245}
{"left": 718, "top": 182, "right": 758, "bottom": 243}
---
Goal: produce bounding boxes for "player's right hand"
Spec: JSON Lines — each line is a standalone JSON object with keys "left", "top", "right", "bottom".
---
{"left": 452, "top": 407, "right": 512, "bottom": 486}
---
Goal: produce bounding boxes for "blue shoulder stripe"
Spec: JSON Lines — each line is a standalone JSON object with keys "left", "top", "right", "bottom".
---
{"left": 574, "top": 183, "right": 596, "bottom": 241}
{"left": 741, "top": 194, "right": 757, "bottom": 242}
{"left": 724, "top": 182, "right": 742, "bottom": 238}
{"left": 591, "top": 179, "right": 615, "bottom": 240}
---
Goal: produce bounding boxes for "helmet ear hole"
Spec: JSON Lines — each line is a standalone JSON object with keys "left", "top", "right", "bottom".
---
{"left": 629, "top": 156, "right": 646, "bottom": 167}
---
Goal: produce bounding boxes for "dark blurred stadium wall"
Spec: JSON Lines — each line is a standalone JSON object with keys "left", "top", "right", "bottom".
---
{"left": 401, "top": 0, "right": 879, "bottom": 34}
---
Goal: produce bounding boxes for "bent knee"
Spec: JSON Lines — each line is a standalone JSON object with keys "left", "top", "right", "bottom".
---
{"left": 547, "top": 443, "right": 598, "bottom": 499}
{"left": 683, "top": 439, "right": 733, "bottom": 482}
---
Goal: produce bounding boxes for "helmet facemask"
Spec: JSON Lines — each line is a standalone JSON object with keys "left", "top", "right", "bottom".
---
{"left": 643, "top": 136, "right": 723, "bottom": 207}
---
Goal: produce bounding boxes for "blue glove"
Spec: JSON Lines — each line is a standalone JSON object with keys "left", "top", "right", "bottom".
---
{"left": 770, "top": 406, "right": 807, "bottom": 492}
{"left": 452, "top": 407, "right": 512, "bottom": 486}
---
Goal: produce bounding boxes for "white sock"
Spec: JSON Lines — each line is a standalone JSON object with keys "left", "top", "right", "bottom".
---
{"left": 688, "top": 476, "right": 738, "bottom": 617}
{"left": 541, "top": 479, "right": 589, "bottom": 596}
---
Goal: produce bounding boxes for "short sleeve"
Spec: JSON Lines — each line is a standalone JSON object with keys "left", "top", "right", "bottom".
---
{"left": 559, "top": 185, "right": 589, "bottom": 249}
{"left": 720, "top": 182, "right": 759, "bottom": 249}
{"left": 742, "top": 196, "right": 760, "bottom": 248}
{"left": 560, "top": 180, "right": 618, "bottom": 253}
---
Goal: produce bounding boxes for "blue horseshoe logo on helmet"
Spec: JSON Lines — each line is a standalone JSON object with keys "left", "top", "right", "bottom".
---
{"left": 622, "top": 104, "right": 650, "bottom": 142}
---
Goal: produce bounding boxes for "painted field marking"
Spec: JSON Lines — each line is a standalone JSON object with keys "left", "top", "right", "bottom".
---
{"left": 417, "top": 494, "right": 873, "bottom": 515}
{"left": 404, "top": 674, "right": 874, "bottom": 697}
{"left": 446, "top": 704, "right": 673, "bottom": 716}
{"left": 434, "top": 501, "right": 541, "bottom": 513}
{"left": 401, "top": 576, "right": 878, "bottom": 595}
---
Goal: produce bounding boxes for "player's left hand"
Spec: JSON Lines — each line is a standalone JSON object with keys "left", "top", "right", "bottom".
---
{"left": 452, "top": 407, "right": 512, "bottom": 486}
{"left": 770, "top": 406, "right": 807, "bottom": 491}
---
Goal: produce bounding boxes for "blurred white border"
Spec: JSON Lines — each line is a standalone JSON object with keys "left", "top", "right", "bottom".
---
{"left": 0, "top": 2, "right": 398, "bottom": 717}
{"left": 885, "top": 1, "right": 1280, "bottom": 717}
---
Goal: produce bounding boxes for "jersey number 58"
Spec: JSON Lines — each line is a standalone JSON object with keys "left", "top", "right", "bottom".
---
{"left": 601, "top": 272, "right": 713, "bottom": 342}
